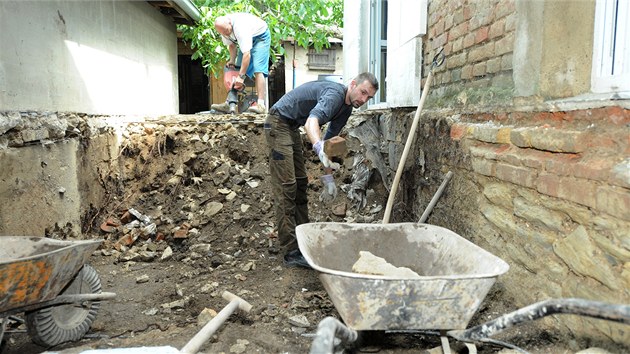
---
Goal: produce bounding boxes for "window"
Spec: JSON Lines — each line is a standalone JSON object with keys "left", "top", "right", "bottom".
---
{"left": 307, "top": 48, "right": 336, "bottom": 71}
{"left": 592, "top": 0, "right": 630, "bottom": 93}
{"left": 370, "top": 0, "right": 387, "bottom": 104}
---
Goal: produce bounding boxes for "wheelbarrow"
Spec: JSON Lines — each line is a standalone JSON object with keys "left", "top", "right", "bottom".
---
{"left": 0, "top": 236, "right": 116, "bottom": 348}
{"left": 296, "top": 222, "right": 630, "bottom": 353}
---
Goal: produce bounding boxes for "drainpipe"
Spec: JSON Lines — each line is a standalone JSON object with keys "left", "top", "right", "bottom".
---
{"left": 173, "top": 0, "right": 201, "bottom": 22}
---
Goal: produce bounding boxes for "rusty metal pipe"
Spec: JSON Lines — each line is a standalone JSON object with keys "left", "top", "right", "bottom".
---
{"left": 448, "top": 298, "right": 630, "bottom": 342}
{"left": 418, "top": 170, "right": 453, "bottom": 223}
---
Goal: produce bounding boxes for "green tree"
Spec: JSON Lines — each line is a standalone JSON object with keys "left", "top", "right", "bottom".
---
{"left": 179, "top": 0, "right": 343, "bottom": 77}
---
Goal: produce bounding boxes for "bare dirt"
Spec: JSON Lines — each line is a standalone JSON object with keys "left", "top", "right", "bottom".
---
{"left": 1, "top": 114, "right": 596, "bottom": 354}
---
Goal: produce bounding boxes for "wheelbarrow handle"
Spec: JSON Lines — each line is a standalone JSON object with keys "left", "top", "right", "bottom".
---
{"left": 52, "top": 292, "right": 117, "bottom": 305}
{"left": 448, "top": 298, "right": 630, "bottom": 342}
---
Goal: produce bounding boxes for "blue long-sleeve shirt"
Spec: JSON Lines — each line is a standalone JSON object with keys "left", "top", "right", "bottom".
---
{"left": 270, "top": 80, "right": 352, "bottom": 140}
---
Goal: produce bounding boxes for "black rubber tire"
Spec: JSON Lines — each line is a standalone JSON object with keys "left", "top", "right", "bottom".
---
{"left": 26, "top": 264, "right": 102, "bottom": 347}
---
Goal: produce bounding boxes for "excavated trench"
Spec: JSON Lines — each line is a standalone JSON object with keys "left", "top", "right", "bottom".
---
{"left": 1, "top": 112, "right": 583, "bottom": 354}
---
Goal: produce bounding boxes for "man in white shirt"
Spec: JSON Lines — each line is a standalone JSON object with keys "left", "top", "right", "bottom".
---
{"left": 212, "top": 13, "right": 270, "bottom": 114}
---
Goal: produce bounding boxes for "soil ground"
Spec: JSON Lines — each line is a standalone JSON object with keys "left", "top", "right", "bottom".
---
{"left": 0, "top": 114, "right": 608, "bottom": 354}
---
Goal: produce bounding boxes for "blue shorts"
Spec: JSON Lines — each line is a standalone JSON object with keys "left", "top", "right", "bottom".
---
{"left": 237, "top": 29, "right": 271, "bottom": 78}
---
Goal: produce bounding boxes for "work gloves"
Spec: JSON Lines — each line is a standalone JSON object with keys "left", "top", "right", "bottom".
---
{"left": 319, "top": 174, "right": 338, "bottom": 203}
{"left": 313, "top": 140, "right": 339, "bottom": 203}
{"left": 313, "top": 140, "right": 332, "bottom": 168}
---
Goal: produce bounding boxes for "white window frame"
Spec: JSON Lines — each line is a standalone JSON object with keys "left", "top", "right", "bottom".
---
{"left": 592, "top": 0, "right": 630, "bottom": 93}
{"left": 369, "top": 0, "right": 387, "bottom": 105}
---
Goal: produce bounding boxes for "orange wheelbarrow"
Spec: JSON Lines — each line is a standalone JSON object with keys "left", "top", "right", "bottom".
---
{"left": 0, "top": 236, "right": 116, "bottom": 347}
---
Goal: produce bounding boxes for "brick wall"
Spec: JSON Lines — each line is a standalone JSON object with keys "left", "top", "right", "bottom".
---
{"left": 426, "top": 0, "right": 516, "bottom": 98}
{"left": 366, "top": 105, "right": 630, "bottom": 350}
{"left": 371, "top": 0, "right": 630, "bottom": 349}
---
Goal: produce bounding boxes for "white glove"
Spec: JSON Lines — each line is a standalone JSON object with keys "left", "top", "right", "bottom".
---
{"left": 319, "top": 174, "right": 338, "bottom": 203}
{"left": 313, "top": 140, "right": 339, "bottom": 170}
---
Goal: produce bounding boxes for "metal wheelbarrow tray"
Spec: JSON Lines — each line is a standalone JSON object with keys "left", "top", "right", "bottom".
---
{"left": 296, "top": 222, "right": 510, "bottom": 331}
{"left": 0, "top": 236, "right": 115, "bottom": 347}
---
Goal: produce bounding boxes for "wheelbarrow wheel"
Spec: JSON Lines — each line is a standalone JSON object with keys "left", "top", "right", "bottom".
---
{"left": 26, "top": 264, "right": 102, "bottom": 347}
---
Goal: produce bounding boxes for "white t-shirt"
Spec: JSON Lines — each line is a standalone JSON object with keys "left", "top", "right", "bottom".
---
{"left": 221, "top": 13, "right": 268, "bottom": 53}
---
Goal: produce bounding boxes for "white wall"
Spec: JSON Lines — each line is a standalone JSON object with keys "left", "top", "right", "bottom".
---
{"left": 283, "top": 42, "right": 344, "bottom": 90}
{"left": 343, "top": 0, "right": 371, "bottom": 86}
{"left": 0, "top": 1, "right": 179, "bottom": 116}
{"left": 387, "top": 0, "right": 427, "bottom": 107}
{"left": 343, "top": 0, "right": 427, "bottom": 108}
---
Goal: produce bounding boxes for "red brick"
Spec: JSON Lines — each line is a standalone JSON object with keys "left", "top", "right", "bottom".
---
{"left": 470, "top": 142, "right": 510, "bottom": 159}
{"left": 475, "top": 26, "right": 489, "bottom": 44}
{"left": 537, "top": 173, "right": 560, "bottom": 198}
{"left": 463, "top": 5, "right": 472, "bottom": 20}
{"left": 450, "top": 123, "right": 469, "bottom": 140}
{"left": 571, "top": 157, "right": 616, "bottom": 181}
{"left": 449, "top": 21, "right": 469, "bottom": 41}
{"left": 604, "top": 106, "right": 630, "bottom": 125}
{"left": 496, "top": 163, "right": 537, "bottom": 188}
{"left": 444, "top": 14, "right": 454, "bottom": 30}
{"left": 537, "top": 174, "right": 598, "bottom": 208}
{"left": 432, "top": 32, "right": 448, "bottom": 50}
{"left": 495, "top": 33, "right": 514, "bottom": 55}
{"left": 434, "top": 18, "right": 446, "bottom": 36}
{"left": 596, "top": 185, "right": 630, "bottom": 221}
{"left": 510, "top": 128, "right": 532, "bottom": 148}
{"left": 462, "top": 64, "right": 473, "bottom": 79}
{"left": 489, "top": 18, "right": 505, "bottom": 39}
{"left": 100, "top": 221, "right": 116, "bottom": 233}
{"left": 543, "top": 153, "right": 582, "bottom": 176}
{"left": 472, "top": 157, "right": 496, "bottom": 176}
{"left": 505, "top": 13, "right": 516, "bottom": 32}
{"left": 530, "top": 128, "right": 589, "bottom": 153}
{"left": 494, "top": 0, "right": 516, "bottom": 20}
{"left": 473, "top": 62, "right": 487, "bottom": 76}
{"left": 499, "top": 147, "right": 548, "bottom": 170}
{"left": 463, "top": 33, "right": 475, "bottom": 49}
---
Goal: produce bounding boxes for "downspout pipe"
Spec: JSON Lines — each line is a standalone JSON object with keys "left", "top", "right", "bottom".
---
{"left": 173, "top": 0, "right": 201, "bottom": 22}
{"left": 309, "top": 317, "right": 358, "bottom": 354}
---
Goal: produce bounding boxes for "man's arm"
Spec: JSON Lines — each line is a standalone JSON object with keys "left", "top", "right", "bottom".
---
{"left": 304, "top": 117, "right": 333, "bottom": 175}
{"left": 234, "top": 50, "right": 251, "bottom": 89}
{"left": 228, "top": 43, "right": 237, "bottom": 66}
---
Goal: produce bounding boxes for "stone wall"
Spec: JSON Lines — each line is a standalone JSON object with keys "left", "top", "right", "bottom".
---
{"left": 364, "top": 0, "right": 630, "bottom": 349}
{"left": 353, "top": 103, "right": 629, "bottom": 349}
{"left": 0, "top": 111, "right": 119, "bottom": 237}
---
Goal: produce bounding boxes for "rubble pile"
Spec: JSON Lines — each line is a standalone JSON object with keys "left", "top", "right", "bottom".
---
{"left": 66, "top": 114, "right": 391, "bottom": 352}
{"left": 97, "top": 116, "right": 278, "bottom": 263}
{"left": 97, "top": 114, "right": 386, "bottom": 266}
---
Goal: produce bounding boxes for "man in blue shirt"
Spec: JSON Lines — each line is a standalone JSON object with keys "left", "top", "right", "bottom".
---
{"left": 264, "top": 72, "right": 379, "bottom": 267}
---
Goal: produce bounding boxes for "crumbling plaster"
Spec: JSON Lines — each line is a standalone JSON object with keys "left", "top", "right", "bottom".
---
{"left": 514, "top": 0, "right": 595, "bottom": 99}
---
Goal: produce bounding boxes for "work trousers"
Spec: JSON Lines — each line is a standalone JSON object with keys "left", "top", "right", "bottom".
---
{"left": 264, "top": 114, "right": 309, "bottom": 251}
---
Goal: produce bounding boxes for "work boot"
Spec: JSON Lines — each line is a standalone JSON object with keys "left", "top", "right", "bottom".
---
{"left": 246, "top": 102, "right": 267, "bottom": 114}
{"left": 211, "top": 101, "right": 230, "bottom": 113}
{"left": 283, "top": 249, "right": 311, "bottom": 269}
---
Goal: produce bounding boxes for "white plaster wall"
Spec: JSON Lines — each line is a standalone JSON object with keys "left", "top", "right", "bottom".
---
{"left": 0, "top": 140, "right": 83, "bottom": 236}
{"left": 0, "top": 1, "right": 178, "bottom": 116}
{"left": 343, "top": 0, "right": 371, "bottom": 87}
{"left": 283, "top": 43, "right": 344, "bottom": 91}
{"left": 386, "top": 0, "right": 427, "bottom": 107}
{"left": 343, "top": 0, "right": 427, "bottom": 108}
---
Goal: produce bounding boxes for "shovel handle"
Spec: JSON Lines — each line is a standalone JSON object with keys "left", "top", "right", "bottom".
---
{"left": 418, "top": 171, "right": 453, "bottom": 223}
